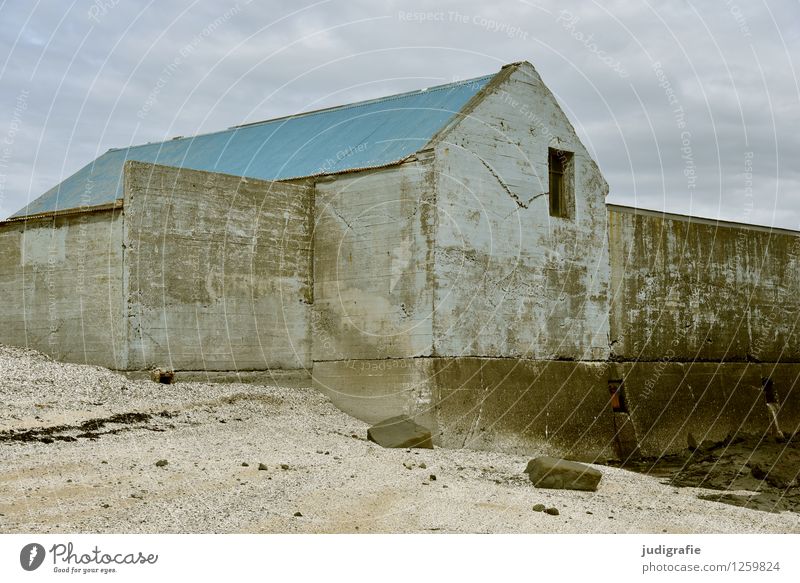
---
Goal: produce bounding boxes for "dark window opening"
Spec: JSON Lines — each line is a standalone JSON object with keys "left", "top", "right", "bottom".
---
{"left": 548, "top": 148, "right": 573, "bottom": 218}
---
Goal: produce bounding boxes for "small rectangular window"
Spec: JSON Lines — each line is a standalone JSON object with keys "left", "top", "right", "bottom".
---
{"left": 548, "top": 148, "right": 573, "bottom": 218}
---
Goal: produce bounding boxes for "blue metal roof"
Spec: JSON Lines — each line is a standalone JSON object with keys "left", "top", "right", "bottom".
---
{"left": 13, "top": 74, "right": 494, "bottom": 217}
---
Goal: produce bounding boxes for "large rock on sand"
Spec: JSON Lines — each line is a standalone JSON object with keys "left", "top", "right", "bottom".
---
{"left": 367, "top": 415, "right": 433, "bottom": 449}
{"left": 524, "top": 456, "right": 602, "bottom": 491}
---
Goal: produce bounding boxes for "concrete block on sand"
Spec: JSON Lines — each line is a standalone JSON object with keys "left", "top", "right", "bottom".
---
{"left": 524, "top": 456, "right": 602, "bottom": 491}
{"left": 367, "top": 415, "right": 433, "bottom": 449}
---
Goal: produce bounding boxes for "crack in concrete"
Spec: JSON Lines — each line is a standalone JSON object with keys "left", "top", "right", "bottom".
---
{"left": 476, "top": 156, "right": 546, "bottom": 209}
{"left": 463, "top": 366, "right": 488, "bottom": 448}
{"left": 328, "top": 206, "right": 354, "bottom": 231}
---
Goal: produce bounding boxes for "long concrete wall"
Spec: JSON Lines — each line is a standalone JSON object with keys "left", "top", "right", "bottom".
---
{"left": 123, "top": 161, "right": 313, "bottom": 372}
{"left": 608, "top": 206, "right": 800, "bottom": 362}
{"left": 0, "top": 208, "right": 125, "bottom": 368}
{"left": 431, "top": 61, "right": 610, "bottom": 361}
{"left": 608, "top": 206, "right": 800, "bottom": 455}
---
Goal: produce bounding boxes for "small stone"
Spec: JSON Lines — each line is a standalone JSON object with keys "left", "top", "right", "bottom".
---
{"left": 241, "top": 462, "right": 249, "bottom": 467}
{"left": 367, "top": 415, "right": 433, "bottom": 449}
{"left": 524, "top": 456, "right": 602, "bottom": 491}
{"left": 532, "top": 504, "right": 546, "bottom": 512}
{"left": 419, "top": 462, "right": 427, "bottom": 469}
{"left": 280, "top": 464, "right": 290, "bottom": 470}
{"left": 544, "top": 507, "right": 559, "bottom": 516}
{"left": 258, "top": 463, "right": 268, "bottom": 471}
{"left": 293, "top": 511, "right": 302, "bottom": 517}
{"left": 698, "top": 439, "right": 718, "bottom": 452}
{"left": 429, "top": 474, "right": 437, "bottom": 481}
{"left": 150, "top": 369, "right": 174, "bottom": 384}
{"left": 155, "top": 459, "right": 168, "bottom": 467}
{"left": 100, "top": 503, "right": 111, "bottom": 508}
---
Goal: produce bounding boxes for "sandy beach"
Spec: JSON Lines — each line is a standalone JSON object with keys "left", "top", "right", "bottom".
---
{"left": 1, "top": 344, "right": 797, "bottom": 534}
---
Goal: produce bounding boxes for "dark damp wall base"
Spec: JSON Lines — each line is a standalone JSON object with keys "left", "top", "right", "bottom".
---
{"left": 313, "top": 357, "right": 800, "bottom": 461}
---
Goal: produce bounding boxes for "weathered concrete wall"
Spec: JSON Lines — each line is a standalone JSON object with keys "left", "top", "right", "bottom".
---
{"left": 431, "top": 61, "right": 610, "bottom": 361}
{"left": 606, "top": 206, "right": 800, "bottom": 456}
{"left": 431, "top": 358, "right": 615, "bottom": 460}
{"left": 608, "top": 206, "right": 800, "bottom": 362}
{"left": 123, "top": 161, "right": 313, "bottom": 372}
{"left": 0, "top": 209, "right": 125, "bottom": 368}
{"left": 311, "top": 162, "right": 438, "bottom": 415}
{"left": 611, "top": 360, "right": 800, "bottom": 457}
{"left": 312, "top": 163, "right": 436, "bottom": 362}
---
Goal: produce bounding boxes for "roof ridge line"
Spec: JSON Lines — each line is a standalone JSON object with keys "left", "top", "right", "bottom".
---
{"left": 229, "top": 73, "right": 496, "bottom": 130}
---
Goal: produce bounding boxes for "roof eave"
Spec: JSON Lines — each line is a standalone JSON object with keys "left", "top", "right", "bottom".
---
{"left": 1, "top": 199, "right": 123, "bottom": 225}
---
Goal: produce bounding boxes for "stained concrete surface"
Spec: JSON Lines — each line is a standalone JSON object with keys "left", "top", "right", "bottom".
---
{"left": 0, "top": 209, "right": 125, "bottom": 368}
{"left": 608, "top": 206, "right": 800, "bottom": 362}
{"left": 124, "top": 161, "right": 313, "bottom": 372}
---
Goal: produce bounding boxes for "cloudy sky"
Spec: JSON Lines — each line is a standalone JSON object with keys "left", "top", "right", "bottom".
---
{"left": 0, "top": 0, "right": 798, "bottom": 228}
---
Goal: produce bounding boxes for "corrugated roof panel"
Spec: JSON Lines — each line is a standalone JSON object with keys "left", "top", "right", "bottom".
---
{"left": 12, "top": 74, "right": 494, "bottom": 217}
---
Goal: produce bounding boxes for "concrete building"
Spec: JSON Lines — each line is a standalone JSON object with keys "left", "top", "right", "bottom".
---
{"left": 2, "top": 61, "right": 798, "bottom": 460}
